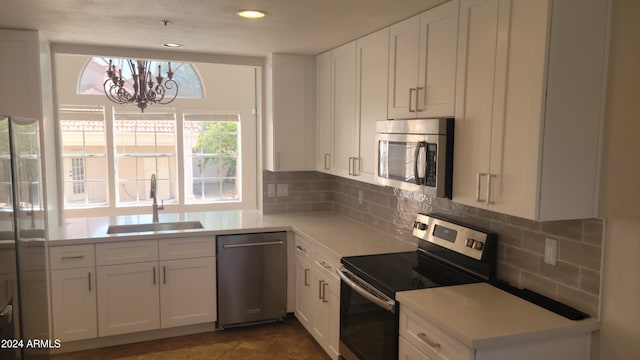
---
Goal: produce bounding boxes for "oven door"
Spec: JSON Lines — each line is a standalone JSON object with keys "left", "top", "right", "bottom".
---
{"left": 337, "top": 266, "right": 398, "bottom": 360}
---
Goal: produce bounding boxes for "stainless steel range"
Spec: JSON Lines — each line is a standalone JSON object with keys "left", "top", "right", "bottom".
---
{"left": 336, "top": 213, "right": 497, "bottom": 360}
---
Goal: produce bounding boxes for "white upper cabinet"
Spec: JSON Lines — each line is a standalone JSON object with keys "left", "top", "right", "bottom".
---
{"left": 453, "top": 0, "right": 609, "bottom": 220}
{"left": 316, "top": 51, "right": 332, "bottom": 173}
{"left": 356, "top": 28, "right": 390, "bottom": 182}
{"left": 317, "top": 28, "right": 389, "bottom": 183}
{"left": 331, "top": 41, "right": 358, "bottom": 177}
{"left": 264, "top": 54, "right": 316, "bottom": 171}
{"left": 388, "top": 1, "right": 459, "bottom": 119}
{"left": 0, "top": 29, "right": 43, "bottom": 120}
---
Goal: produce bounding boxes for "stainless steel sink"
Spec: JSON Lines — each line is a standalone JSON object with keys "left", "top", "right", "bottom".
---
{"left": 107, "top": 221, "right": 204, "bottom": 234}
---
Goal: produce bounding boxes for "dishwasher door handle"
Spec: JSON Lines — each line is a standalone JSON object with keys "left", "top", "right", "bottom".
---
{"left": 222, "top": 240, "right": 284, "bottom": 249}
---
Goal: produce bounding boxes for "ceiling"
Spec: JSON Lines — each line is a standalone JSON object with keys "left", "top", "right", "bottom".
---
{"left": 1, "top": 0, "right": 448, "bottom": 57}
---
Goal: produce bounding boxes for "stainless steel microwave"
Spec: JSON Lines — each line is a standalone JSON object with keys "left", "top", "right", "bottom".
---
{"left": 375, "top": 118, "right": 453, "bottom": 198}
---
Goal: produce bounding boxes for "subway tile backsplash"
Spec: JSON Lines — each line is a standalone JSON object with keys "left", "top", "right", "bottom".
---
{"left": 263, "top": 171, "right": 604, "bottom": 317}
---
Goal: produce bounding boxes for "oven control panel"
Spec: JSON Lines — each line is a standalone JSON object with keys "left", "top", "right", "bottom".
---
{"left": 413, "top": 213, "right": 490, "bottom": 260}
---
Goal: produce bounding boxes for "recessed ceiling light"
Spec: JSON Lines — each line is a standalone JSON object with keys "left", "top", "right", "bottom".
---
{"left": 235, "top": 10, "right": 266, "bottom": 19}
{"left": 163, "top": 43, "right": 183, "bottom": 48}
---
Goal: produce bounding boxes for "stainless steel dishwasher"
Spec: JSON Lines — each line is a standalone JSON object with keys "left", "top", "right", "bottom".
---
{"left": 216, "top": 232, "right": 287, "bottom": 327}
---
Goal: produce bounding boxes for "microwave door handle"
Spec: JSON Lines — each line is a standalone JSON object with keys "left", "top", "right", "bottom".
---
{"left": 414, "top": 141, "right": 426, "bottom": 185}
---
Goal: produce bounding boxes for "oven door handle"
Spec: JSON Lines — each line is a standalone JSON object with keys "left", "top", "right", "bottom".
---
{"left": 337, "top": 266, "right": 395, "bottom": 313}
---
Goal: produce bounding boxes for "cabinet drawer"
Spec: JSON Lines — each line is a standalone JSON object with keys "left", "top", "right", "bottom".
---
{"left": 159, "top": 237, "right": 215, "bottom": 260}
{"left": 400, "top": 306, "right": 471, "bottom": 360}
{"left": 50, "top": 245, "right": 95, "bottom": 270}
{"left": 399, "top": 336, "right": 431, "bottom": 360}
{"left": 294, "top": 233, "right": 312, "bottom": 259}
{"left": 96, "top": 240, "right": 158, "bottom": 266}
{"left": 312, "top": 245, "right": 340, "bottom": 281}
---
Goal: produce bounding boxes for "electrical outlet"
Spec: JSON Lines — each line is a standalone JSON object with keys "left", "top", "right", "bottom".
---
{"left": 276, "top": 183, "right": 289, "bottom": 197}
{"left": 358, "top": 190, "right": 363, "bottom": 205}
{"left": 544, "top": 238, "right": 558, "bottom": 266}
{"left": 267, "top": 184, "right": 276, "bottom": 197}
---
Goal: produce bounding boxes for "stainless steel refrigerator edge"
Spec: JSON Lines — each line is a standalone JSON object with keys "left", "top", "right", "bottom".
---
{"left": 0, "top": 116, "right": 50, "bottom": 360}
{"left": 216, "top": 232, "right": 287, "bottom": 327}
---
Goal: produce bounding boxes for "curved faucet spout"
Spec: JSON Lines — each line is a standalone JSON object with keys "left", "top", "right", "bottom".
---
{"left": 150, "top": 174, "right": 163, "bottom": 222}
{"left": 150, "top": 174, "right": 157, "bottom": 198}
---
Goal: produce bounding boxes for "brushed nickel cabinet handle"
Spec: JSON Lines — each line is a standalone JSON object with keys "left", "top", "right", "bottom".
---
{"left": 304, "top": 268, "right": 310, "bottom": 286}
{"left": 487, "top": 174, "right": 496, "bottom": 205}
{"left": 318, "top": 280, "right": 325, "bottom": 300}
{"left": 324, "top": 153, "right": 330, "bottom": 170}
{"left": 352, "top": 157, "right": 360, "bottom": 176}
{"left": 416, "top": 87, "right": 424, "bottom": 112}
{"left": 476, "top": 173, "right": 488, "bottom": 203}
{"left": 163, "top": 266, "right": 167, "bottom": 284}
{"left": 61, "top": 255, "right": 84, "bottom": 260}
{"left": 153, "top": 266, "right": 156, "bottom": 285}
{"left": 417, "top": 332, "right": 440, "bottom": 348}
{"left": 88, "top": 272, "right": 92, "bottom": 292}
{"left": 322, "top": 282, "right": 329, "bottom": 303}
{"left": 409, "top": 88, "right": 417, "bottom": 112}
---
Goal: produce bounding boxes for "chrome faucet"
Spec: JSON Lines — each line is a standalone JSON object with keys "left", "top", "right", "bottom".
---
{"left": 150, "top": 174, "right": 164, "bottom": 223}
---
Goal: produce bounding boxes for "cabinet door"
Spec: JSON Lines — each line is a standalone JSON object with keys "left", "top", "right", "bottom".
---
{"left": 453, "top": 0, "right": 502, "bottom": 208}
{"left": 160, "top": 257, "right": 216, "bottom": 328}
{"left": 270, "top": 54, "right": 307, "bottom": 171}
{"left": 0, "top": 30, "right": 42, "bottom": 119}
{"left": 416, "top": 0, "right": 459, "bottom": 117}
{"left": 294, "top": 255, "right": 313, "bottom": 330}
{"left": 331, "top": 41, "right": 358, "bottom": 177}
{"left": 316, "top": 51, "right": 332, "bottom": 172}
{"left": 311, "top": 268, "right": 340, "bottom": 360}
{"left": 51, "top": 268, "right": 97, "bottom": 341}
{"left": 388, "top": 15, "right": 420, "bottom": 119}
{"left": 487, "top": 0, "right": 548, "bottom": 218}
{"left": 311, "top": 269, "right": 330, "bottom": 350}
{"left": 356, "top": 27, "right": 389, "bottom": 182}
{"left": 97, "top": 262, "right": 160, "bottom": 336}
{"left": 326, "top": 278, "right": 340, "bottom": 360}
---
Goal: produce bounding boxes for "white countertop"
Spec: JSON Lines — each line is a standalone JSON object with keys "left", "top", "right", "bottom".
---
{"left": 48, "top": 210, "right": 416, "bottom": 258}
{"left": 397, "top": 282, "right": 599, "bottom": 349}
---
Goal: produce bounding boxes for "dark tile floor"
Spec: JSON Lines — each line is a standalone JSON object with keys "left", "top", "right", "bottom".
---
{"left": 50, "top": 318, "right": 330, "bottom": 360}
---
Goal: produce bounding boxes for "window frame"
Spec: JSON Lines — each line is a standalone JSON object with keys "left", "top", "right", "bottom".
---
{"left": 54, "top": 53, "right": 260, "bottom": 218}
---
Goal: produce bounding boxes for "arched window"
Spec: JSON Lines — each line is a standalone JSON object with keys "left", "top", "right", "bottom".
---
{"left": 77, "top": 57, "right": 204, "bottom": 99}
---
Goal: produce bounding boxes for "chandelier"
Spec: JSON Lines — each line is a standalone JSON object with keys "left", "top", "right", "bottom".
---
{"left": 103, "top": 59, "right": 179, "bottom": 113}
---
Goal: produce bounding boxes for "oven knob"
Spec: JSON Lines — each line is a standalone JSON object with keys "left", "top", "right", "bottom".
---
{"left": 466, "top": 238, "right": 475, "bottom": 248}
{"left": 414, "top": 221, "right": 427, "bottom": 230}
{"left": 473, "top": 241, "right": 484, "bottom": 250}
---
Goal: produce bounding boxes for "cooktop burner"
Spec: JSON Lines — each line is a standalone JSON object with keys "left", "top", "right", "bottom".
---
{"left": 340, "top": 251, "right": 482, "bottom": 299}
{"left": 340, "top": 213, "right": 497, "bottom": 299}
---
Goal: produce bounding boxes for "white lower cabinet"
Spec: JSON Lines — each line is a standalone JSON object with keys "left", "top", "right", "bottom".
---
{"left": 293, "top": 233, "right": 341, "bottom": 360}
{"left": 294, "top": 253, "right": 313, "bottom": 328}
{"left": 50, "top": 268, "right": 97, "bottom": 341}
{"left": 160, "top": 257, "right": 216, "bottom": 328}
{"left": 399, "top": 336, "right": 431, "bottom": 360}
{"left": 97, "top": 261, "right": 160, "bottom": 337}
{"left": 399, "top": 306, "right": 471, "bottom": 360}
{"left": 50, "top": 244, "right": 98, "bottom": 341}
{"left": 399, "top": 303, "right": 591, "bottom": 360}
{"left": 50, "top": 237, "right": 217, "bottom": 341}
{"left": 310, "top": 265, "right": 340, "bottom": 360}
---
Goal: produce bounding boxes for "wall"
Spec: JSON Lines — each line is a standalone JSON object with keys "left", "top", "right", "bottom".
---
{"left": 596, "top": 0, "right": 640, "bottom": 358}
{"left": 264, "top": 171, "right": 604, "bottom": 317}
